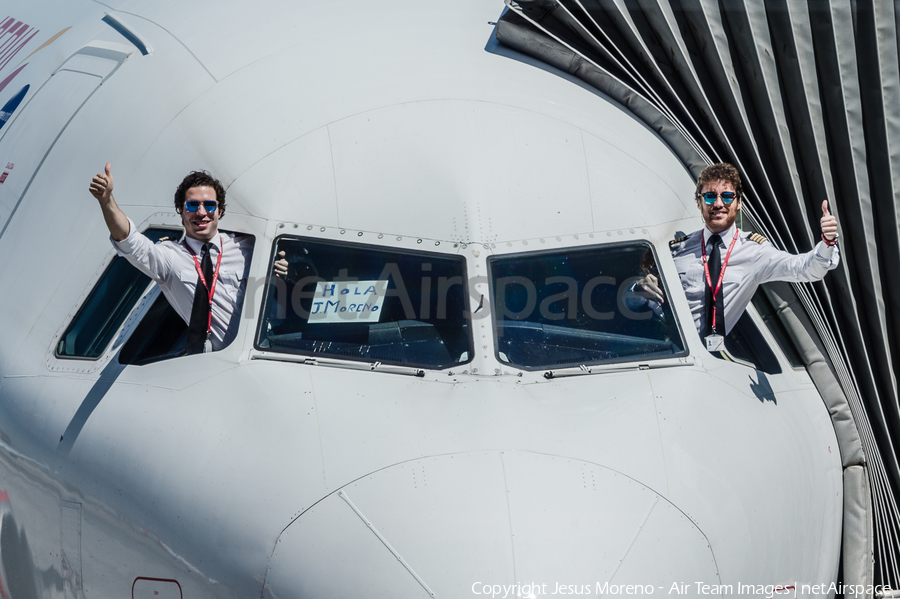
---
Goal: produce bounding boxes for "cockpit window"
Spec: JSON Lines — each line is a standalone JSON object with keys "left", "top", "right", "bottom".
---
{"left": 57, "top": 227, "right": 183, "bottom": 359}
{"left": 256, "top": 237, "right": 472, "bottom": 369}
{"left": 489, "top": 243, "right": 686, "bottom": 369}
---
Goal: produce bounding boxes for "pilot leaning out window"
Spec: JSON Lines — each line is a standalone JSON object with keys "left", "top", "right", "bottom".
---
{"left": 634, "top": 163, "right": 839, "bottom": 351}
{"left": 89, "top": 163, "right": 255, "bottom": 354}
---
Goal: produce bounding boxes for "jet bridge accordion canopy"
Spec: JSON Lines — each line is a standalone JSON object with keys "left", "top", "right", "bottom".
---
{"left": 497, "top": 0, "right": 900, "bottom": 588}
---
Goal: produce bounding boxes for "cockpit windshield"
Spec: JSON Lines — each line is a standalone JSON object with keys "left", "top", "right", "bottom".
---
{"left": 256, "top": 237, "right": 472, "bottom": 369}
{"left": 489, "top": 243, "right": 686, "bottom": 369}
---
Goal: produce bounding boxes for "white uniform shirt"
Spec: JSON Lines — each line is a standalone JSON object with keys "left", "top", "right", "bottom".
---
{"left": 111, "top": 218, "right": 253, "bottom": 350}
{"left": 672, "top": 224, "right": 839, "bottom": 335}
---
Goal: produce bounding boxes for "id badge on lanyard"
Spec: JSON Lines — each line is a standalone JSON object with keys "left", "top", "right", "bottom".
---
{"left": 702, "top": 230, "right": 739, "bottom": 351}
{"left": 706, "top": 334, "right": 725, "bottom": 351}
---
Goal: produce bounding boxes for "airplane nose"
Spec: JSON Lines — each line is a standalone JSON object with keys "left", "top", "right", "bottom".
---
{"left": 263, "top": 451, "right": 719, "bottom": 596}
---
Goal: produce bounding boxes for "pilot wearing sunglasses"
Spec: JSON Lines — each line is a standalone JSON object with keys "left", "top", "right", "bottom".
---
{"left": 89, "top": 163, "right": 256, "bottom": 355}
{"left": 636, "top": 162, "right": 839, "bottom": 350}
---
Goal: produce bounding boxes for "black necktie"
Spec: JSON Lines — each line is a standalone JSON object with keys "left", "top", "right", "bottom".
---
{"left": 185, "top": 242, "right": 214, "bottom": 354}
{"left": 705, "top": 234, "right": 724, "bottom": 336}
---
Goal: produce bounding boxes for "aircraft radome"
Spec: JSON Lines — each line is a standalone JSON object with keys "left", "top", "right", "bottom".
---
{"left": 0, "top": 0, "right": 843, "bottom": 597}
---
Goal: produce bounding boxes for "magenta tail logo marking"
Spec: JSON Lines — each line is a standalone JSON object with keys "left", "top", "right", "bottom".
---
{"left": 0, "top": 18, "right": 38, "bottom": 72}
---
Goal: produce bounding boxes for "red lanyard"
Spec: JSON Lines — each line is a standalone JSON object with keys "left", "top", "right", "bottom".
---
{"left": 701, "top": 229, "right": 739, "bottom": 334}
{"left": 184, "top": 236, "right": 223, "bottom": 335}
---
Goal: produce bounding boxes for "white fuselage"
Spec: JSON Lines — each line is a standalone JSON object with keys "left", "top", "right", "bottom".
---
{"left": 0, "top": 1, "right": 841, "bottom": 597}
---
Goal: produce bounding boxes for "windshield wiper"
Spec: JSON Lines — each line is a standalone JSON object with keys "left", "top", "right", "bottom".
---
{"left": 251, "top": 351, "right": 427, "bottom": 377}
{"left": 543, "top": 355, "right": 694, "bottom": 379}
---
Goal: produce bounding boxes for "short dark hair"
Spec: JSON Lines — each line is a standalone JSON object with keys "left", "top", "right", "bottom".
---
{"left": 696, "top": 163, "right": 742, "bottom": 201}
{"left": 174, "top": 170, "right": 226, "bottom": 217}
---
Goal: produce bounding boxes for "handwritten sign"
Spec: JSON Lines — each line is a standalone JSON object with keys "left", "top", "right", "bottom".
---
{"left": 308, "top": 280, "right": 387, "bottom": 323}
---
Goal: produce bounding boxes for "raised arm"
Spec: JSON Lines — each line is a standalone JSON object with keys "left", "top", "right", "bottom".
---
{"left": 754, "top": 202, "right": 840, "bottom": 284}
{"left": 88, "top": 162, "right": 130, "bottom": 241}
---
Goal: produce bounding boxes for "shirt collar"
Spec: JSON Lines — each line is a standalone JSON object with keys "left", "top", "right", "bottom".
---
{"left": 703, "top": 223, "right": 737, "bottom": 245}
{"left": 184, "top": 234, "right": 222, "bottom": 255}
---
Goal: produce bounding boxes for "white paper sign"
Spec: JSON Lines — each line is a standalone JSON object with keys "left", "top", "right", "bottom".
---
{"left": 308, "top": 280, "right": 387, "bottom": 323}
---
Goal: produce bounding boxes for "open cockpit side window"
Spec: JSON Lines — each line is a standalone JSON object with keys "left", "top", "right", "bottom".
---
{"left": 709, "top": 305, "right": 782, "bottom": 375}
{"left": 256, "top": 236, "right": 473, "bottom": 369}
{"left": 118, "top": 290, "right": 190, "bottom": 365}
{"left": 57, "top": 228, "right": 183, "bottom": 359}
{"left": 488, "top": 243, "right": 687, "bottom": 370}
{"left": 750, "top": 283, "right": 804, "bottom": 369}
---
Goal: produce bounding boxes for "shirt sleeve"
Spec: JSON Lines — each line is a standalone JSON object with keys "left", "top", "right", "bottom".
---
{"left": 753, "top": 239, "right": 840, "bottom": 284}
{"left": 110, "top": 218, "right": 175, "bottom": 284}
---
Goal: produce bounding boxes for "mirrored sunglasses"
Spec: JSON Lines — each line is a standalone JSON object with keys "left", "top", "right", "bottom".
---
{"left": 701, "top": 192, "right": 737, "bottom": 205}
{"left": 184, "top": 200, "right": 218, "bottom": 213}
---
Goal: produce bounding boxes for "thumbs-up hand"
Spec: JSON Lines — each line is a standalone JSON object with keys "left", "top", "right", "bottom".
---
{"left": 820, "top": 200, "right": 837, "bottom": 242}
{"left": 89, "top": 163, "right": 115, "bottom": 204}
{"left": 273, "top": 250, "right": 289, "bottom": 279}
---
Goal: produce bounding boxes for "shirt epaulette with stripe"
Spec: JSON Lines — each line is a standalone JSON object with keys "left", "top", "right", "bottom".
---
{"left": 748, "top": 232, "right": 767, "bottom": 244}
{"left": 669, "top": 235, "right": 689, "bottom": 246}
